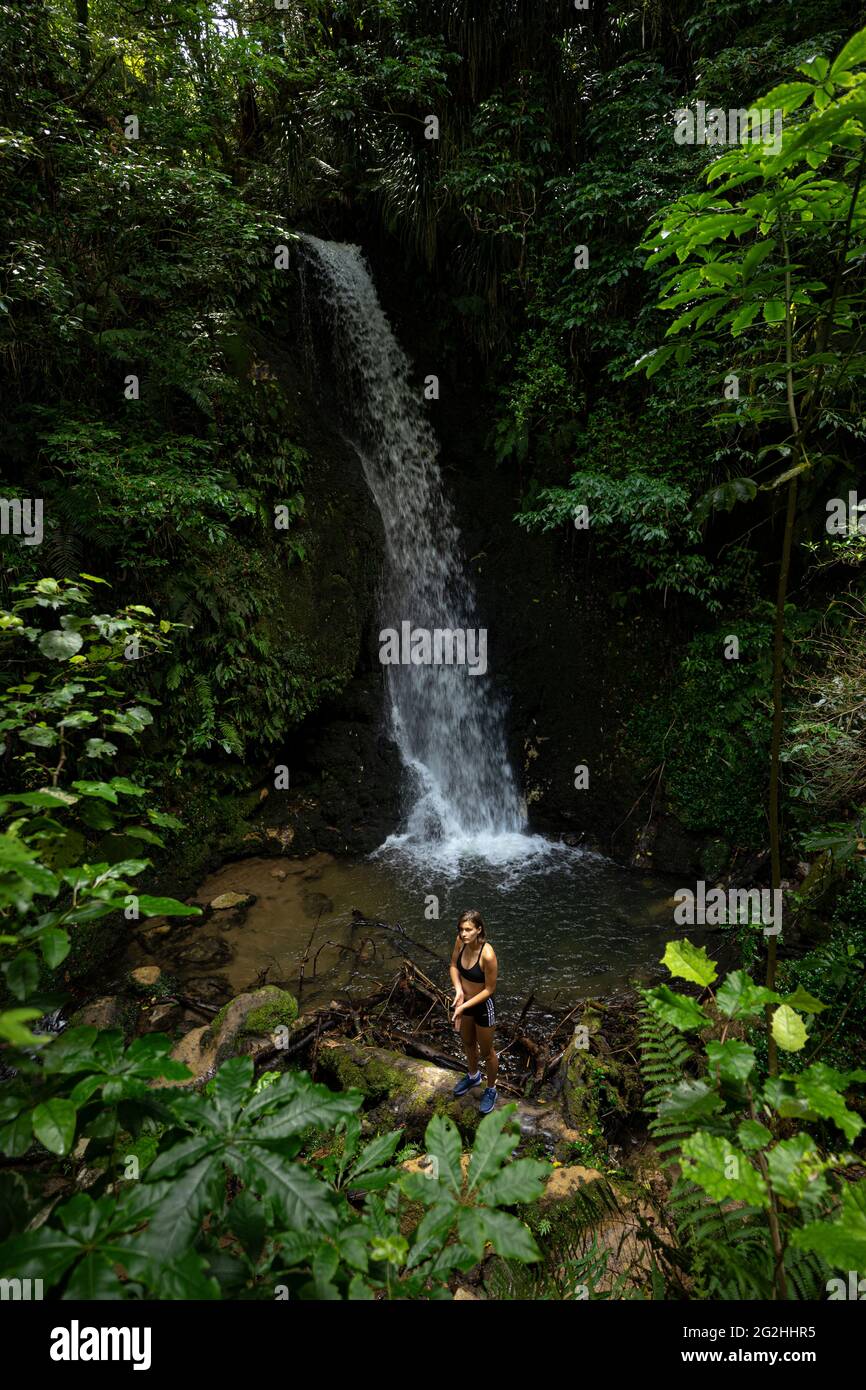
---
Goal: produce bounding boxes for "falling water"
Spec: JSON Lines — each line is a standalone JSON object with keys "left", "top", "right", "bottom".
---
{"left": 300, "top": 236, "right": 546, "bottom": 866}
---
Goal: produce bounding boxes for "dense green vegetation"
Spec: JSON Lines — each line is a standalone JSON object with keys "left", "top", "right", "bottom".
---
{"left": 1, "top": 0, "right": 865, "bottom": 1303}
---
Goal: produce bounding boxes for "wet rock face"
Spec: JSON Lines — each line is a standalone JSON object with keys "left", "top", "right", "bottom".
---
{"left": 286, "top": 676, "right": 404, "bottom": 856}
{"left": 334, "top": 325, "right": 698, "bottom": 865}
{"left": 450, "top": 473, "right": 676, "bottom": 852}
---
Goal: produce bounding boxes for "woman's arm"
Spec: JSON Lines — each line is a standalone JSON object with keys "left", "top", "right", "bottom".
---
{"left": 452, "top": 947, "right": 498, "bottom": 1014}
{"left": 449, "top": 937, "right": 464, "bottom": 1001}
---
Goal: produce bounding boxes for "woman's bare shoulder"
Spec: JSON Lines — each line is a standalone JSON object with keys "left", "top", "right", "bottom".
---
{"left": 481, "top": 942, "right": 497, "bottom": 962}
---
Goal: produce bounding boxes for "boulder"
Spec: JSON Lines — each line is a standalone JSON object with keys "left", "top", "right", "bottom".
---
{"left": 161, "top": 1025, "right": 215, "bottom": 1087}
{"left": 539, "top": 1163, "right": 604, "bottom": 1204}
{"left": 208, "top": 984, "right": 299, "bottom": 1048}
{"left": 70, "top": 995, "right": 137, "bottom": 1039}
{"left": 156, "top": 985, "right": 300, "bottom": 1087}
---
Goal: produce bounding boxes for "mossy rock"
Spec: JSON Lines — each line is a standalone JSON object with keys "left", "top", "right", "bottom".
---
{"left": 207, "top": 985, "right": 298, "bottom": 1046}
{"left": 560, "top": 1008, "right": 637, "bottom": 1134}
{"left": 161, "top": 986, "right": 300, "bottom": 1087}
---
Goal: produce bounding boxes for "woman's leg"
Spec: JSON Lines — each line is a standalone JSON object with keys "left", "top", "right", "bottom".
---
{"left": 475, "top": 1024, "right": 498, "bottom": 1087}
{"left": 459, "top": 1016, "right": 479, "bottom": 1075}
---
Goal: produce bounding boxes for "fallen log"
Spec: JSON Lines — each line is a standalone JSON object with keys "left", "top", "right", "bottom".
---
{"left": 316, "top": 1037, "right": 587, "bottom": 1154}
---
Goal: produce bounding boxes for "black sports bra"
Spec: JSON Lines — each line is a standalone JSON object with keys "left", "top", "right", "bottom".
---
{"left": 457, "top": 944, "right": 486, "bottom": 983}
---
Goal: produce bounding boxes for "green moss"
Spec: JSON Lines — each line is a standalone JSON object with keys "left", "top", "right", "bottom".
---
{"left": 243, "top": 991, "right": 299, "bottom": 1034}
{"left": 562, "top": 1043, "right": 630, "bottom": 1136}
{"left": 156, "top": 788, "right": 254, "bottom": 897}
{"left": 207, "top": 987, "right": 298, "bottom": 1044}
{"left": 562, "top": 1135, "right": 609, "bottom": 1169}
{"left": 318, "top": 1048, "right": 420, "bottom": 1107}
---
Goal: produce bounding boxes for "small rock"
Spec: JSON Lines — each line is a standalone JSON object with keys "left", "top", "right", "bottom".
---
{"left": 183, "top": 974, "right": 232, "bottom": 1004}
{"left": 172, "top": 938, "right": 233, "bottom": 968}
{"left": 270, "top": 868, "right": 288, "bottom": 881}
{"left": 209, "top": 891, "right": 256, "bottom": 911}
{"left": 130, "top": 965, "right": 162, "bottom": 989}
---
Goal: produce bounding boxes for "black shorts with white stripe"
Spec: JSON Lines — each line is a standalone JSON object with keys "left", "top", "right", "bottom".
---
{"left": 466, "top": 996, "right": 495, "bottom": 1028}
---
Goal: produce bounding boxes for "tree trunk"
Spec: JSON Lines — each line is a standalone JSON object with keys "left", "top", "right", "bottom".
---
{"left": 75, "top": 0, "right": 91, "bottom": 76}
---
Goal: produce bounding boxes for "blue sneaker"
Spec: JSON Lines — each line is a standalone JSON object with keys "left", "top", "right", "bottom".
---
{"left": 479, "top": 1086, "right": 498, "bottom": 1114}
{"left": 453, "top": 1070, "right": 483, "bottom": 1097}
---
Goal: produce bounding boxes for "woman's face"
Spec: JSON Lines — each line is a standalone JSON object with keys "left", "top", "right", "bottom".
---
{"left": 459, "top": 921, "right": 480, "bottom": 945}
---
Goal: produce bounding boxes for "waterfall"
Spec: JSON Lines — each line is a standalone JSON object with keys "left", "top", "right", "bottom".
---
{"left": 299, "top": 235, "right": 533, "bottom": 862}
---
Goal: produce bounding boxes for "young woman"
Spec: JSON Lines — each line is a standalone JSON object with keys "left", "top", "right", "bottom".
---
{"left": 449, "top": 909, "right": 498, "bottom": 1113}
